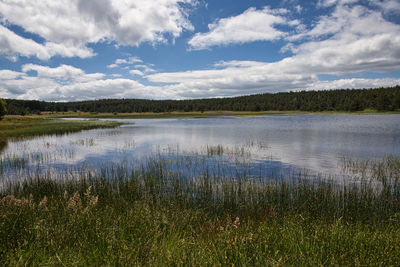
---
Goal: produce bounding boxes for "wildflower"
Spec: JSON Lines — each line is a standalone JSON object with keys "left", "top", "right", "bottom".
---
{"left": 67, "top": 191, "right": 82, "bottom": 210}
{"left": 38, "top": 196, "right": 47, "bottom": 208}
{"left": 84, "top": 186, "right": 92, "bottom": 199}
{"left": 89, "top": 195, "right": 98, "bottom": 207}
{"left": 233, "top": 216, "right": 240, "bottom": 229}
{"left": 1, "top": 195, "right": 31, "bottom": 207}
{"left": 1, "top": 195, "right": 16, "bottom": 206}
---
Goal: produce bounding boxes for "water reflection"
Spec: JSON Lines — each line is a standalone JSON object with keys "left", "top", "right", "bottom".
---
{"left": 1, "top": 114, "right": 399, "bottom": 181}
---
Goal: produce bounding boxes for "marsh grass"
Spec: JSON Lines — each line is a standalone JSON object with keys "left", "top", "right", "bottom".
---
{"left": 0, "top": 117, "right": 122, "bottom": 139}
{"left": 342, "top": 155, "right": 400, "bottom": 185}
{"left": 0, "top": 156, "right": 399, "bottom": 265}
{"left": 0, "top": 156, "right": 26, "bottom": 172}
{"left": 70, "top": 138, "right": 96, "bottom": 147}
{"left": 207, "top": 145, "right": 224, "bottom": 156}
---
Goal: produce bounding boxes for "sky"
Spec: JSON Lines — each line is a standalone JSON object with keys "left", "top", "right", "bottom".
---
{"left": 0, "top": 0, "right": 400, "bottom": 101}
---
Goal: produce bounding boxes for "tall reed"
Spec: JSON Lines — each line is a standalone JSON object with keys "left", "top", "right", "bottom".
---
{"left": 0, "top": 156, "right": 399, "bottom": 265}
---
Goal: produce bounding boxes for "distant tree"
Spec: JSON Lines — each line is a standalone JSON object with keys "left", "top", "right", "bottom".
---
{"left": 376, "top": 94, "right": 391, "bottom": 111}
{"left": 0, "top": 99, "right": 7, "bottom": 119}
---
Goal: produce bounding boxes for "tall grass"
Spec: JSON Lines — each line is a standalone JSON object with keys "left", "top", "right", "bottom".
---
{"left": 0, "top": 117, "right": 122, "bottom": 139}
{"left": 1, "top": 156, "right": 399, "bottom": 265}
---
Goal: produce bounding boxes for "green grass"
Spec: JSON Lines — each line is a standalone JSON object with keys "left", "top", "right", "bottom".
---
{"left": 48, "top": 110, "right": 293, "bottom": 119}
{"left": 42, "top": 109, "right": 400, "bottom": 119}
{"left": 1, "top": 156, "right": 399, "bottom": 265}
{"left": 0, "top": 116, "right": 122, "bottom": 139}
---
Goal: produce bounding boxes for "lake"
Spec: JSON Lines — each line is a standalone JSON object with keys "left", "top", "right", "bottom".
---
{"left": 1, "top": 114, "right": 400, "bottom": 182}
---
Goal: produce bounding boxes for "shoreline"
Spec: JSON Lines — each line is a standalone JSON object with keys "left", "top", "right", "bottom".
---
{"left": 13, "top": 109, "right": 400, "bottom": 120}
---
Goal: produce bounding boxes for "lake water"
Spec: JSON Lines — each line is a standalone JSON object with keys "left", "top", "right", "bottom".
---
{"left": 1, "top": 114, "right": 400, "bottom": 181}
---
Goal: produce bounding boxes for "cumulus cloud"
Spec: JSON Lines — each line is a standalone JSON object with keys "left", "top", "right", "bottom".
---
{"left": 317, "top": 0, "right": 359, "bottom": 7}
{"left": 20, "top": 64, "right": 106, "bottom": 83}
{"left": 1, "top": 62, "right": 399, "bottom": 101}
{"left": 135, "top": 65, "right": 156, "bottom": 74}
{"left": 188, "top": 6, "right": 299, "bottom": 50}
{"left": 0, "top": 69, "right": 26, "bottom": 80}
{"left": 147, "top": 3, "right": 400, "bottom": 98}
{"left": 107, "top": 56, "right": 155, "bottom": 76}
{"left": 286, "top": 4, "right": 400, "bottom": 74}
{"left": 0, "top": 25, "right": 95, "bottom": 60}
{"left": 108, "top": 56, "right": 143, "bottom": 68}
{"left": 0, "top": 0, "right": 195, "bottom": 60}
{"left": 129, "top": 70, "right": 145, "bottom": 76}
{"left": 308, "top": 78, "right": 400, "bottom": 91}
{"left": 0, "top": 64, "right": 174, "bottom": 101}
{"left": 372, "top": 0, "right": 400, "bottom": 14}
{"left": 22, "top": 64, "right": 84, "bottom": 78}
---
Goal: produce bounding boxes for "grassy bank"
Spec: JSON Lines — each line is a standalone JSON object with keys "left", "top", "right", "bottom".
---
{"left": 0, "top": 116, "right": 122, "bottom": 140}
{"left": 1, "top": 156, "right": 399, "bottom": 265}
{"left": 40, "top": 109, "right": 400, "bottom": 119}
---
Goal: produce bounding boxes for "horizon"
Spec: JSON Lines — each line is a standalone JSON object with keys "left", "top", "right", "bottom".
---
{"left": 1, "top": 0, "right": 400, "bottom": 101}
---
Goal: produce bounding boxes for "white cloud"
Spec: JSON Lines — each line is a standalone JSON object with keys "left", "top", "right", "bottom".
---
{"left": 318, "top": 0, "right": 359, "bottom": 7}
{"left": 372, "top": 0, "right": 400, "bottom": 14}
{"left": 0, "top": 64, "right": 174, "bottom": 101}
{"left": 20, "top": 64, "right": 105, "bottom": 83}
{"left": 108, "top": 56, "right": 143, "bottom": 68}
{"left": 188, "top": 6, "right": 298, "bottom": 50}
{"left": 135, "top": 65, "right": 156, "bottom": 74}
{"left": 308, "top": 78, "right": 400, "bottom": 91}
{"left": 0, "top": 25, "right": 50, "bottom": 60}
{"left": 22, "top": 64, "right": 84, "bottom": 78}
{"left": 0, "top": 0, "right": 195, "bottom": 60}
{"left": 107, "top": 64, "right": 118, "bottom": 69}
{"left": 285, "top": 4, "right": 400, "bottom": 75}
{"left": 130, "top": 70, "right": 145, "bottom": 76}
{"left": 147, "top": 3, "right": 400, "bottom": 98}
{"left": 0, "top": 69, "right": 26, "bottom": 80}
{"left": 115, "top": 57, "right": 143, "bottom": 65}
{"left": 107, "top": 56, "right": 154, "bottom": 76}
{"left": 1, "top": 61, "right": 399, "bottom": 101}
{"left": 0, "top": 24, "right": 94, "bottom": 60}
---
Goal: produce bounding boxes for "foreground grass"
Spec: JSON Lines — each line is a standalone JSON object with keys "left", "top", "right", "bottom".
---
{"left": 0, "top": 116, "right": 122, "bottom": 139}
{"left": 1, "top": 157, "right": 399, "bottom": 265}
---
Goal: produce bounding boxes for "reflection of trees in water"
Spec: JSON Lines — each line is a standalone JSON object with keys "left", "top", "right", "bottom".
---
{"left": 0, "top": 140, "right": 7, "bottom": 154}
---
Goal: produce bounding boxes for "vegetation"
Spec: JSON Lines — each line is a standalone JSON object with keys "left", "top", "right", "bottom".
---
{"left": 0, "top": 108, "right": 398, "bottom": 264}
{"left": 0, "top": 155, "right": 399, "bottom": 265}
{"left": 4, "top": 86, "right": 400, "bottom": 115}
{"left": 48, "top": 110, "right": 301, "bottom": 119}
{"left": 0, "top": 99, "right": 6, "bottom": 120}
{"left": 0, "top": 116, "right": 121, "bottom": 140}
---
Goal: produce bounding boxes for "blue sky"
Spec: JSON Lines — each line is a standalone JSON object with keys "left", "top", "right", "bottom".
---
{"left": 1, "top": 0, "right": 400, "bottom": 101}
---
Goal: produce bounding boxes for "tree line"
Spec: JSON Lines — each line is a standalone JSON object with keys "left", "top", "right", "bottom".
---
{"left": 3, "top": 86, "right": 400, "bottom": 115}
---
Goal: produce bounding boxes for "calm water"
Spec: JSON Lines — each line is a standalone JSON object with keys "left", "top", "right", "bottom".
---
{"left": 1, "top": 114, "right": 400, "bottom": 181}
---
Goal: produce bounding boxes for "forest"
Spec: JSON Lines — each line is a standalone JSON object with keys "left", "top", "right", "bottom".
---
{"left": 4, "top": 86, "right": 400, "bottom": 115}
